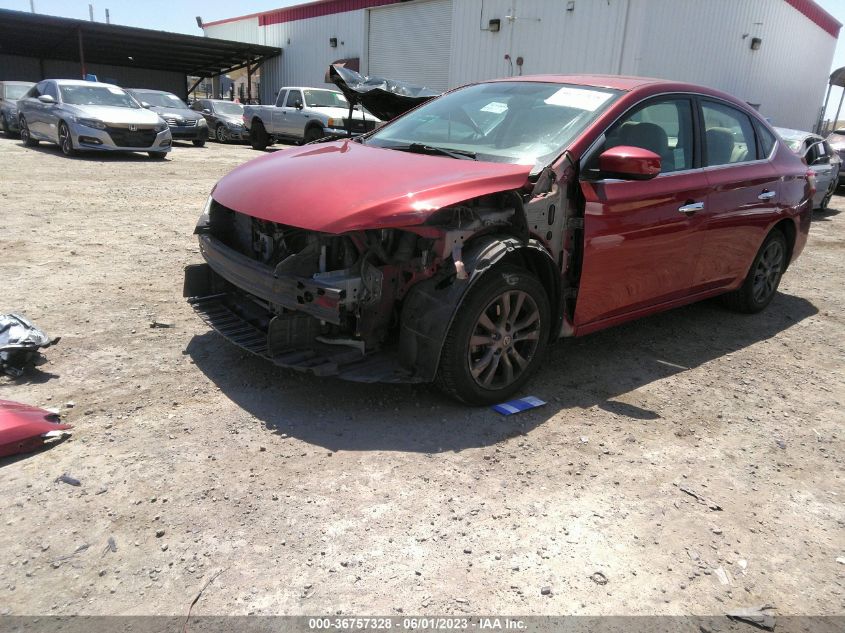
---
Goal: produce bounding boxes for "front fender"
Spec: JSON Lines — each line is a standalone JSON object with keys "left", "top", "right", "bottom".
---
{"left": 398, "top": 237, "right": 557, "bottom": 382}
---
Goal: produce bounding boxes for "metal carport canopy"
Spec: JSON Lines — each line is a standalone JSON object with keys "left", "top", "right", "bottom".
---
{"left": 0, "top": 8, "right": 280, "bottom": 78}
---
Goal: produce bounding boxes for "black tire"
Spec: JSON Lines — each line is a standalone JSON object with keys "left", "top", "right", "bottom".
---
{"left": 721, "top": 229, "right": 788, "bottom": 314}
{"left": 0, "top": 114, "right": 11, "bottom": 137}
{"left": 435, "top": 265, "right": 551, "bottom": 405}
{"left": 148, "top": 151, "right": 167, "bottom": 160}
{"left": 250, "top": 120, "right": 269, "bottom": 150}
{"left": 58, "top": 121, "right": 76, "bottom": 156}
{"left": 818, "top": 182, "right": 835, "bottom": 210}
{"left": 19, "top": 117, "right": 38, "bottom": 146}
{"left": 215, "top": 124, "right": 228, "bottom": 143}
{"left": 303, "top": 126, "right": 324, "bottom": 143}
{"left": 192, "top": 139, "right": 206, "bottom": 147}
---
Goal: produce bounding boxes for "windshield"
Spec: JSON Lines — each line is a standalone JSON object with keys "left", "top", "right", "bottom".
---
{"left": 213, "top": 101, "right": 244, "bottom": 116}
{"left": 304, "top": 89, "right": 348, "bottom": 108}
{"left": 781, "top": 138, "right": 802, "bottom": 152}
{"left": 134, "top": 91, "right": 188, "bottom": 109}
{"left": 5, "top": 84, "right": 30, "bottom": 100}
{"left": 365, "top": 81, "right": 621, "bottom": 166}
{"left": 60, "top": 85, "right": 139, "bottom": 108}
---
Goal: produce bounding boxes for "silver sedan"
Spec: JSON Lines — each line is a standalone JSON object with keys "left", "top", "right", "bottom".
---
{"left": 775, "top": 127, "right": 840, "bottom": 210}
{"left": 17, "top": 79, "right": 173, "bottom": 158}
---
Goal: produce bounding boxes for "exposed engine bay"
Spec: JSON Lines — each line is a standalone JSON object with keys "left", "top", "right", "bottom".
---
{"left": 183, "top": 165, "right": 576, "bottom": 383}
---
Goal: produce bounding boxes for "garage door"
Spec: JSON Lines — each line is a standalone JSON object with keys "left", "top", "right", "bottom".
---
{"left": 367, "top": 0, "right": 452, "bottom": 91}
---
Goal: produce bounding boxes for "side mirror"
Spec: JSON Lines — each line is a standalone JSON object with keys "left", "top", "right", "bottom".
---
{"left": 37, "top": 94, "right": 55, "bottom": 104}
{"left": 202, "top": 108, "right": 211, "bottom": 114}
{"left": 295, "top": 101, "right": 303, "bottom": 110}
{"left": 141, "top": 102, "right": 151, "bottom": 109}
{"left": 598, "top": 145, "right": 661, "bottom": 180}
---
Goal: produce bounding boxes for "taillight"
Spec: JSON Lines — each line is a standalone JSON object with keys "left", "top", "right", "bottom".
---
{"left": 807, "top": 170, "right": 816, "bottom": 195}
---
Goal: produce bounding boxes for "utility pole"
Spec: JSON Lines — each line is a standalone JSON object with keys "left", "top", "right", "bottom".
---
{"left": 105, "top": 8, "right": 110, "bottom": 24}
{"left": 88, "top": 4, "right": 94, "bottom": 21}
{"left": 29, "top": 0, "right": 35, "bottom": 13}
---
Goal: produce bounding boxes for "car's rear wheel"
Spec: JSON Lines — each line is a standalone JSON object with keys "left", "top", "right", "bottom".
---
{"left": 215, "top": 124, "right": 229, "bottom": 143}
{"left": 192, "top": 139, "right": 206, "bottom": 147}
{"left": 304, "top": 126, "right": 324, "bottom": 144}
{"left": 721, "top": 228, "right": 787, "bottom": 313}
{"left": 436, "top": 265, "right": 551, "bottom": 405}
{"left": 250, "top": 121, "right": 269, "bottom": 150}
{"left": 19, "top": 117, "right": 38, "bottom": 146}
{"left": 58, "top": 122, "right": 76, "bottom": 156}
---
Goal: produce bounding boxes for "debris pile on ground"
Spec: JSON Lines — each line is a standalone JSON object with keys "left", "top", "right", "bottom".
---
{"left": 0, "top": 313, "right": 59, "bottom": 377}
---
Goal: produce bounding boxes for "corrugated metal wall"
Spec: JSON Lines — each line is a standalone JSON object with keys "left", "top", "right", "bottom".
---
{"left": 205, "top": 0, "right": 838, "bottom": 129}
{"left": 0, "top": 54, "right": 185, "bottom": 95}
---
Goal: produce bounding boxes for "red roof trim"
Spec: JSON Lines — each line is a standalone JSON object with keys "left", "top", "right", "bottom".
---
{"left": 203, "top": 0, "right": 400, "bottom": 28}
{"left": 784, "top": 0, "right": 841, "bottom": 38}
{"left": 259, "top": 0, "right": 399, "bottom": 26}
{"left": 205, "top": 0, "right": 841, "bottom": 37}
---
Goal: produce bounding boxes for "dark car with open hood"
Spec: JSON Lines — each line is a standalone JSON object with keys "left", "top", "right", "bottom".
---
{"left": 184, "top": 75, "right": 813, "bottom": 405}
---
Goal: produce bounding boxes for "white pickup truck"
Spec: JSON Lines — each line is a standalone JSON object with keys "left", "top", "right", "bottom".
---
{"left": 242, "top": 86, "right": 381, "bottom": 150}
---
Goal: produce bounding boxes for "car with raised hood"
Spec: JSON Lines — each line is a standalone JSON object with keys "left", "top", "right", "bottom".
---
{"left": 17, "top": 79, "right": 171, "bottom": 158}
{"left": 243, "top": 86, "right": 381, "bottom": 149}
{"left": 190, "top": 98, "right": 246, "bottom": 143}
{"left": 0, "top": 80, "right": 34, "bottom": 136}
{"left": 127, "top": 88, "right": 208, "bottom": 147}
{"left": 776, "top": 127, "right": 840, "bottom": 209}
{"left": 184, "top": 75, "right": 814, "bottom": 404}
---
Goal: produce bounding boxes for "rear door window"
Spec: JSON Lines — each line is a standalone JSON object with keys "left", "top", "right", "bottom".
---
{"left": 754, "top": 122, "right": 777, "bottom": 158}
{"left": 702, "top": 101, "right": 758, "bottom": 166}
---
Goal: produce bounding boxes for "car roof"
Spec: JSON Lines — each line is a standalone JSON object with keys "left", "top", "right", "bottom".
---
{"left": 128, "top": 88, "right": 174, "bottom": 94}
{"left": 493, "top": 74, "right": 668, "bottom": 91}
{"left": 51, "top": 79, "right": 124, "bottom": 89}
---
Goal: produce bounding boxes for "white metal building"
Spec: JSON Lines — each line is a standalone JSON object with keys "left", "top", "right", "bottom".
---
{"left": 203, "top": 0, "right": 840, "bottom": 130}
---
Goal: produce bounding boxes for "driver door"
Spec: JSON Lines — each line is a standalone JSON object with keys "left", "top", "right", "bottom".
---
{"left": 575, "top": 96, "right": 709, "bottom": 327}
{"left": 282, "top": 89, "right": 307, "bottom": 138}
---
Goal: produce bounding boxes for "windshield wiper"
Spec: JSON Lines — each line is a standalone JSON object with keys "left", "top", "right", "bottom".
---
{"left": 392, "top": 143, "right": 476, "bottom": 160}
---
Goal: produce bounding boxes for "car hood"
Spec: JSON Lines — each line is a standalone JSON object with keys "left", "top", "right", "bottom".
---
{"left": 211, "top": 140, "right": 533, "bottom": 234}
{"left": 318, "top": 106, "right": 380, "bottom": 122}
{"left": 63, "top": 104, "right": 163, "bottom": 126}
{"left": 218, "top": 113, "right": 244, "bottom": 124}
{"left": 148, "top": 106, "right": 203, "bottom": 121}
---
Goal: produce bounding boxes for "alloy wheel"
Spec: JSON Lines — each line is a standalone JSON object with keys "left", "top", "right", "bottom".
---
{"left": 467, "top": 289, "right": 542, "bottom": 389}
{"left": 19, "top": 118, "right": 29, "bottom": 143}
{"left": 216, "top": 125, "right": 228, "bottom": 142}
{"left": 59, "top": 123, "right": 73, "bottom": 155}
{"left": 752, "top": 240, "right": 784, "bottom": 303}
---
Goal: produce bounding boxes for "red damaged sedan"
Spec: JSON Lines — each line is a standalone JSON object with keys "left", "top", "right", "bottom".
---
{"left": 184, "top": 75, "right": 812, "bottom": 404}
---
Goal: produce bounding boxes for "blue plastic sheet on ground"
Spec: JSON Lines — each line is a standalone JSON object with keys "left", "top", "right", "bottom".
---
{"left": 492, "top": 396, "right": 546, "bottom": 416}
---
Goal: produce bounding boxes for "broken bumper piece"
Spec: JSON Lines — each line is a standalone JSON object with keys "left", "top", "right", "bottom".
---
{"left": 184, "top": 264, "right": 421, "bottom": 384}
{"left": 0, "top": 313, "right": 60, "bottom": 377}
{"left": 0, "top": 400, "right": 72, "bottom": 458}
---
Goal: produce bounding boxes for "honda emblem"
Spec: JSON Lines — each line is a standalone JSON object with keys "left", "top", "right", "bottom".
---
{"left": 128, "top": 124, "right": 138, "bottom": 132}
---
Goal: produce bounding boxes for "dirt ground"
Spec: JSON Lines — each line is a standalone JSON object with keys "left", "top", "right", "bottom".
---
{"left": 0, "top": 135, "right": 842, "bottom": 618}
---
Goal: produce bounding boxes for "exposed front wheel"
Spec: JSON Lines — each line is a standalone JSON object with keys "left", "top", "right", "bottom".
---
{"left": 436, "top": 265, "right": 551, "bottom": 405}
{"left": 721, "top": 229, "right": 787, "bottom": 313}
{"left": 148, "top": 151, "right": 167, "bottom": 160}
{"left": 819, "top": 182, "right": 835, "bottom": 210}
{"left": 59, "top": 122, "right": 76, "bottom": 156}
{"left": 215, "top": 124, "right": 229, "bottom": 143}
{"left": 19, "top": 117, "right": 38, "bottom": 146}
{"left": 192, "top": 139, "right": 206, "bottom": 147}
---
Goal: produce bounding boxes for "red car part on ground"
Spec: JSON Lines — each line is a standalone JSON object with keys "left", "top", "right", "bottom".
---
{"left": 0, "top": 399, "right": 72, "bottom": 458}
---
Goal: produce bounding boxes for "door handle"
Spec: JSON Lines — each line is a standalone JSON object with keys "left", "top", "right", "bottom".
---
{"left": 678, "top": 201, "right": 704, "bottom": 214}
{"left": 758, "top": 190, "right": 777, "bottom": 200}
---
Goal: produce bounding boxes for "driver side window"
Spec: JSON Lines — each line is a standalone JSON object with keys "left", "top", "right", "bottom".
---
{"left": 285, "top": 90, "right": 302, "bottom": 108}
{"left": 590, "top": 98, "right": 694, "bottom": 175}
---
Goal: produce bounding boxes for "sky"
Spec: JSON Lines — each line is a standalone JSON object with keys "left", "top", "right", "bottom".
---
{"left": 3, "top": 0, "right": 845, "bottom": 121}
